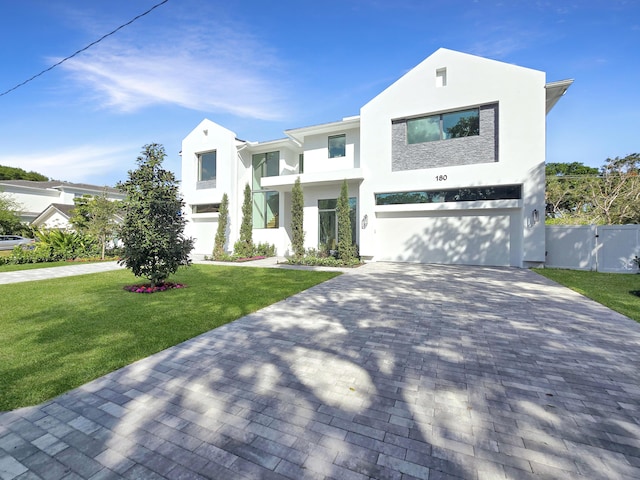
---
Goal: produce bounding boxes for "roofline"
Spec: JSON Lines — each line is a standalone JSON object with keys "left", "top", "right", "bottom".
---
{"left": 285, "top": 116, "right": 360, "bottom": 143}
{"left": 545, "top": 78, "right": 574, "bottom": 114}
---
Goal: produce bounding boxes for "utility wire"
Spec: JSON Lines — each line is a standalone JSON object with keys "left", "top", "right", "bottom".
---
{"left": 0, "top": 0, "right": 169, "bottom": 98}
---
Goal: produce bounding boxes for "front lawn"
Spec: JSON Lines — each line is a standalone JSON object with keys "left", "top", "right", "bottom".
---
{"left": 533, "top": 268, "right": 640, "bottom": 323}
{"left": 0, "top": 264, "right": 339, "bottom": 411}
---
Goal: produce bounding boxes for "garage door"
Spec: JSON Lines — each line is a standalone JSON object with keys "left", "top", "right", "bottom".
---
{"left": 376, "top": 211, "right": 512, "bottom": 266}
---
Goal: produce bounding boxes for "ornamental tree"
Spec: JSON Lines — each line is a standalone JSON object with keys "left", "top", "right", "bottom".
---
{"left": 116, "top": 144, "right": 194, "bottom": 286}
{"left": 291, "top": 177, "right": 305, "bottom": 258}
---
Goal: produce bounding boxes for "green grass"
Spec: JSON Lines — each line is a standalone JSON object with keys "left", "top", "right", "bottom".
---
{"left": 534, "top": 268, "right": 640, "bottom": 323}
{"left": 0, "top": 264, "right": 339, "bottom": 411}
{"left": 0, "top": 259, "right": 114, "bottom": 273}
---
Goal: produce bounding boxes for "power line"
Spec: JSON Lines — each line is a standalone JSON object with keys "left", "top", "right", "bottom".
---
{"left": 0, "top": 0, "right": 169, "bottom": 98}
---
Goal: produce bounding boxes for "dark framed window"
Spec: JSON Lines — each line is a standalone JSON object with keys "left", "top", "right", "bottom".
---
{"left": 375, "top": 185, "right": 521, "bottom": 205}
{"left": 192, "top": 203, "right": 220, "bottom": 214}
{"left": 407, "top": 108, "right": 479, "bottom": 144}
{"left": 299, "top": 153, "right": 304, "bottom": 174}
{"left": 253, "top": 191, "right": 279, "bottom": 229}
{"left": 197, "top": 151, "right": 216, "bottom": 181}
{"left": 318, "top": 197, "right": 357, "bottom": 248}
{"left": 328, "top": 134, "right": 346, "bottom": 158}
{"left": 252, "top": 151, "right": 280, "bottom": 228}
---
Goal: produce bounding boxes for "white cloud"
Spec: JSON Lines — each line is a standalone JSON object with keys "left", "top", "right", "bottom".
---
{"left": 55, "top": 15, "right": 290, "bottom": 120}
{"left": 0, "top": 144, "right": 137, "bottom": 184}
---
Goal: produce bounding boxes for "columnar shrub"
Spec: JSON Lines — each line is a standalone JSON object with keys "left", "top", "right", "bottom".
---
{"left": 291, "top": 177, "right": 305, "bottom": 258}
{"left": 234, "top": 183, "right": 254, "bottom": 258}
{"left": 213, "top": 193, "right": 229, "bottom": 260}
{"left": 337, "top": 179, "right": 355, "bottom": 262}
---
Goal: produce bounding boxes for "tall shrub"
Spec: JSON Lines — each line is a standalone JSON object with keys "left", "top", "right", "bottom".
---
{"left": 234, "top": 183, "right": 253, "bottom": 258}
{"left": 337, "top": 179, "right": 355, "bottom": 262}
{"left": 291, "top": 177, "right": 305, "bottom": 258}
{"left": 116, "top": 143, "right": 194, "bottom": 286}
{"left": 213, "top": 193, "right": 229, "bottom": 259}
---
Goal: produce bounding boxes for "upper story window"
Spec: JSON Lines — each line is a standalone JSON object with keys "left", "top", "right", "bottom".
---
{"left": 299, "top": 154, "right": 304, "bottom": 174}
{"left": 198, "top": 151, "right": 216, "bottom": 181}
{"left": 328, "top": 134, "right": 346, "bottom": 158}
{"left": 407, "top": 108, "right": 479, "bottom": 145}
{"left": 252, "top": 151, "right": 279, "bottom": 189}
{"left": 197, "top": 151, "right": 217, "bottom": 189}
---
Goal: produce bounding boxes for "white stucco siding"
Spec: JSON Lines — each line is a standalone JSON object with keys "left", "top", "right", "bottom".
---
{"left": 358, "top": 48, "right": 547, "bottom": 266}
{"left": 301, "top": 128, "right": 360, "bottom": 174}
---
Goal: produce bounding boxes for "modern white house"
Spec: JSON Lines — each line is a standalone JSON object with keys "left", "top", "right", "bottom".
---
{"left": 181, "top": 48, "right": 572, "bottom": 267}
{"left": 0, "top": 180, "right": 124, "bottom": 230}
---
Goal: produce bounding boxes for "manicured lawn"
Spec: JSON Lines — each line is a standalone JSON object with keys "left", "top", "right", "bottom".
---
{"left": 534, "top": 268, "right": 640, "bottom": 323}
{"left": 0, "top": 264, "right": 339, "bottom": 411}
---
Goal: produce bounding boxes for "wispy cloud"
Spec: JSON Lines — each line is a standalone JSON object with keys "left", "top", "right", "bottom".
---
{"left": 0, "top": 144, "right": 138, "bottom": 184}
{"left": 55, "top": 11, "right": 290, "bottom": 120}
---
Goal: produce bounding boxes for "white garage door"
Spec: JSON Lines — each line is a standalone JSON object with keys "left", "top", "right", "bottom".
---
{"left": 376, "top": 211, "right": 512, "bottom": 266}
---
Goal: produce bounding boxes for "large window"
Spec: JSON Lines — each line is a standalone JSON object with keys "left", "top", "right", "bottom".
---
{"left": 318, "top": 198, "right": 357, "bottom": 249}
{"left": 407, "top": 108, "right": 479, "bottom": 144}
{"left": 252, "top": 151, "right": 279, "bottom": 188}
{"left": 252, "top": 152, "right": 280, "bottom": 229}
{"left": 198, "top": 151, "right": 216, "bottom": 181}
{"left": 328, "top": 134, "right": 346, "bottom": 158}
{"left": 375, "top": 185, "right": 521, "bottom": 205}
{"left": 192, "top": 203, "right": 220, "bottom": 214}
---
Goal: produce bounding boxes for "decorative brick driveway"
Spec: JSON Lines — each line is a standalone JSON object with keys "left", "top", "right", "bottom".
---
{"left": 2, "top": 263, "right": 640, "bottom": 479}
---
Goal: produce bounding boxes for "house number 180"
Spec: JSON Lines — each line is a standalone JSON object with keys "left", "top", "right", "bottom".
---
{"left": 435, "top": 175, "right": 448, "bottom": 181}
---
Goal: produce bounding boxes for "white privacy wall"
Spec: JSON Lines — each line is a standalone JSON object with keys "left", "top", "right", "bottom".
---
{"left": 545, "top": 225, "right": 640, "bottom": 273}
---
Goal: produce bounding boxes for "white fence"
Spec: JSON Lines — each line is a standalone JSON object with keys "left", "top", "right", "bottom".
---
{"left": 545, "top": 225, "right": 640, "bottom": 273}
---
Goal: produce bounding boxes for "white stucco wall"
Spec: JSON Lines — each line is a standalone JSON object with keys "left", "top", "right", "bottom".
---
{"left": 358, "top": 48, "right": 547, "bottom": 266}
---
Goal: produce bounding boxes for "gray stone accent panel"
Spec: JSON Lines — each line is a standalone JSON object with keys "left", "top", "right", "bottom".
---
{"left": 392, "top": 103, "right": 498, "bottom": 171}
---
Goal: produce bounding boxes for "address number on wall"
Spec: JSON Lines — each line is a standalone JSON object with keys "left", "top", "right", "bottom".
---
{"left": 435, "top": 174, "right": 448, "bottom": 181}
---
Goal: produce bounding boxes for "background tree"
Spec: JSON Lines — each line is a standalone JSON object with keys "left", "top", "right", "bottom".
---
{"left": 545, "top": 162, "right": 597, "bottom": 221}
{"left": 0, "top": 165, "right": 48, "bottom": 181}
{"left": 586, "top": 154, "right": 640, "bottom": 224}
{"left": 336, "top": 179, "right": 355, "bottom": 262}
{"left": 0, "top": 193, "right": 23, "bottom": 234}
{"left": 291, "top": 177, "right": 305, "bottom": 258}
{"left": 213, "top": 193, "right": 229, "bottom": 260}
{"left": 70, "top": 191, "right": 121, "bottom": 259}
{"left": 234, "top": 183, "right": 254, "bottom": 258}
{"left": 116, "top": 144, "right": 193, "bottom": 286}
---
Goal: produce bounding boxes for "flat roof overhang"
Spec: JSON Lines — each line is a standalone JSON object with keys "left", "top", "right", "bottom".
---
{"left": 545, "top": 79, "right": 574, "bottom": 114}
{"left": 260, "top": 169, "right": 364, "bottom": 193}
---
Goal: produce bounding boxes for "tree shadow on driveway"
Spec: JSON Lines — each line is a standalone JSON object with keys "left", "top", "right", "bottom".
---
{"left": 2, "top": 263, "right": 640, "bottom": 479}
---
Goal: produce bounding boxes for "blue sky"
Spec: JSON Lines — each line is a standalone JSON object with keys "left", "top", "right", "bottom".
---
{"left": 0, "top": 0, "right": 638, "bottom": 186}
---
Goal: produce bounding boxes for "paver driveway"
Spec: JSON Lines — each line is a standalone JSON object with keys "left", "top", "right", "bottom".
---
{"left": 1, "top": 263, "right": 640, "bottom": 479}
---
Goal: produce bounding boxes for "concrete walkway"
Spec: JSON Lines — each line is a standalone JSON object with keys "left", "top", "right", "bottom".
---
{"left": 2, "top": 263, "right": 640, "bottom": 479}
{"left": 0, "top": 262, "right": 125, "bottom": 285}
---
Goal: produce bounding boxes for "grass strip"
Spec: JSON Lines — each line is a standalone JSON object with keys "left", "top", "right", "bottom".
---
{"left": 533, "top": 268, "right": 640, "bottom": 323}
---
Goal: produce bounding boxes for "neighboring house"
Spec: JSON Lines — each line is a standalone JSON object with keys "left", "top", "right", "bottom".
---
{"left": 0, "top": 180, "right": 125, "bottom": 229}
{"left": 181, "top": 48, "right": 572, "bottom": 267}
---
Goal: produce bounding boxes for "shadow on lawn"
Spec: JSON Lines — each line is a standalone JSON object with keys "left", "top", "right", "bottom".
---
{"left": 2, "top": 264, "right": 640, "bottom": 478}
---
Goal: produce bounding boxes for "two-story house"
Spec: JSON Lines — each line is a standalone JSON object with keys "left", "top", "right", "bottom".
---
{"left": 181, "top": 48, "right": 572, "bottom": 267}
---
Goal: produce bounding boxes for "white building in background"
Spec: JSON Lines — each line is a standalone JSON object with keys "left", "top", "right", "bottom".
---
{"left": 181, "top": 48, "right": 572, "bottom": 267}
{"left": 0, "top": 180, "right": 124, "bottom": 230}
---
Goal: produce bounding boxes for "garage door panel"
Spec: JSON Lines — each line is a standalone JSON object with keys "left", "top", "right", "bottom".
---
{"left": 376, "top": 213, "right": 510, "bottom": 266}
